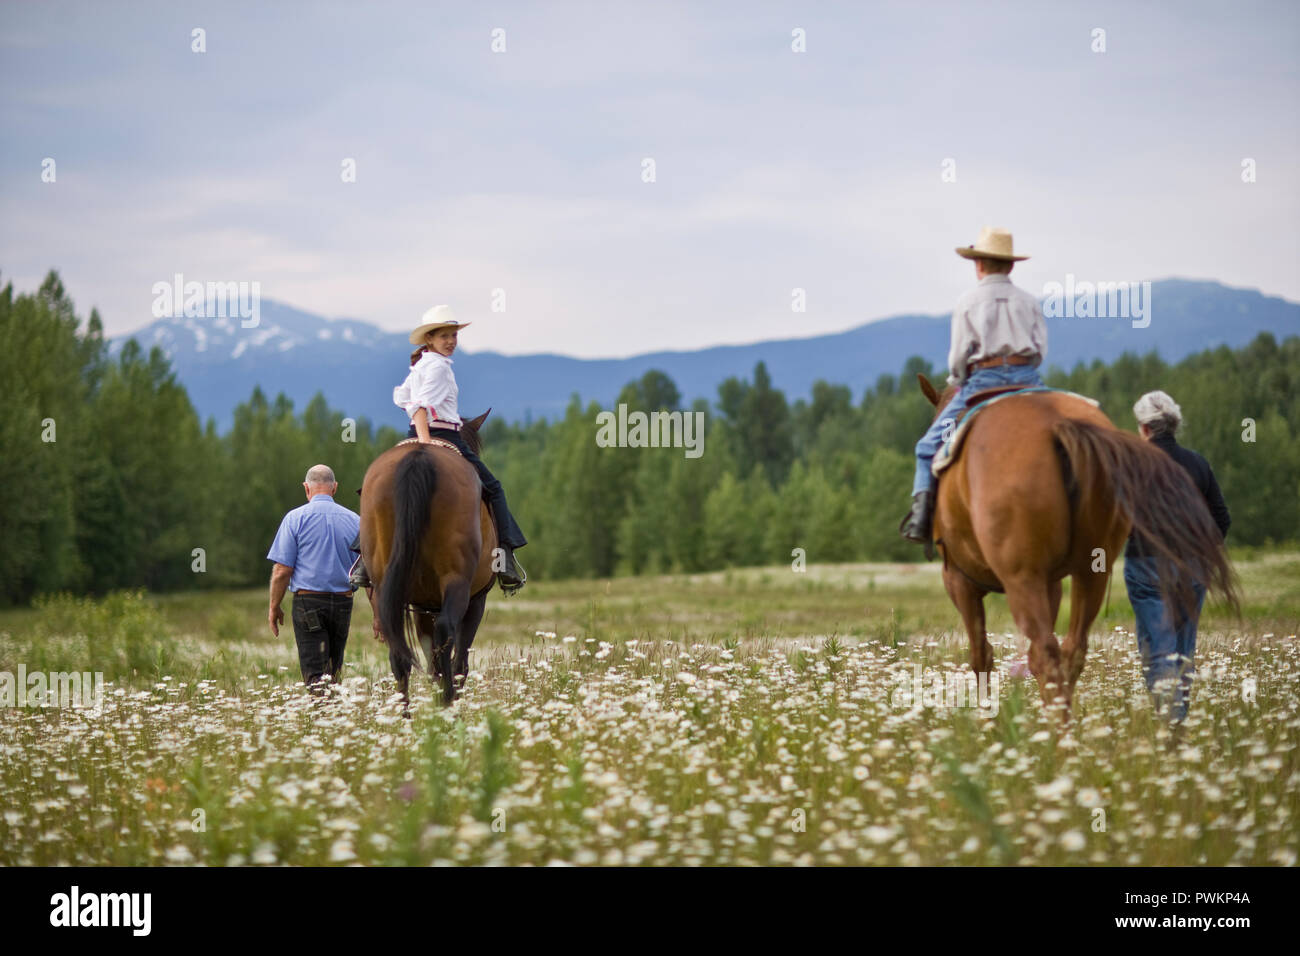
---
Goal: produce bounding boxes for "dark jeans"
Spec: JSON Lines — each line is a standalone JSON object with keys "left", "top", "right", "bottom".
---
{"left": 408, "top": 425, "right": 527, "bottom": 549}
{"left": 1123, "top": 556, "right": 1205, "bottom": 722}
{"left": 291, "top": 592, "right": 353, "bottom": 689}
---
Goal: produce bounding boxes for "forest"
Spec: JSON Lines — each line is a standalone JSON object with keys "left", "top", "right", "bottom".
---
{"left": 3, "top": 270, "right": 1296, "bottom": 605}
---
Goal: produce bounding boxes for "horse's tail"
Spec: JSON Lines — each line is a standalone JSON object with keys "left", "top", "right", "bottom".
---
{"left": 1052, "top": 419, "right": 1238, "bottom": 620}
{"left": 378, "top": 447, "right": 439, "bottom": 671}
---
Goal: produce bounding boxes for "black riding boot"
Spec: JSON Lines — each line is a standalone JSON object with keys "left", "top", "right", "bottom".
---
{"left": 487, "top": 496, "right": 527, "bottom": 595}
{"left": 898, "top": 490, "right": 936, "bottom": 558}
{"left": 347, "top": 533, "right": 371, "bottom": 590}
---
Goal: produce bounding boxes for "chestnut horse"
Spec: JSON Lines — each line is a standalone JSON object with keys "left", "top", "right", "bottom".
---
{"left": 360, "top": 411, "right": 497, "bottom": 707}
{"left": 918, "top": 375, "right": 1236, "bottom": 716}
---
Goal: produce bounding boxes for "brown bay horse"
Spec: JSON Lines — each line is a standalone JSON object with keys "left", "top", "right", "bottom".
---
{"left": 360, "top": 411, "right": 497, "bottom": 707}
{"left": 918, "top": 375, "right": 1237, "bottom": 716}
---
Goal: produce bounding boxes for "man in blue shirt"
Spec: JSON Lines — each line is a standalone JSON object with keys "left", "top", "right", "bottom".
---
{"left": 267, "top": 464, "right": 362, "bottom": 691}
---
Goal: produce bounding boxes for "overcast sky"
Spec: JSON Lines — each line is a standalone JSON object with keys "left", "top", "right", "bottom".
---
{"left": 2, "top": 0, "right": 1296, "bottom": 357}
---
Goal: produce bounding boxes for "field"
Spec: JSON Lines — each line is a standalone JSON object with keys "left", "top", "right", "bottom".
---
{"left": 1, "top": 551, "right": 1297, "bottom": 866}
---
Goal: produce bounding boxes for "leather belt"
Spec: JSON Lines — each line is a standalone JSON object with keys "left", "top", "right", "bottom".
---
{"left": 295, "top": 589, "right": 351, "bottom": 596}
{"left": 971, "top": 353, "right": 1035, "bottom": 370}
{"left": 424, "top": 412, "right": 461, "bottom": 431}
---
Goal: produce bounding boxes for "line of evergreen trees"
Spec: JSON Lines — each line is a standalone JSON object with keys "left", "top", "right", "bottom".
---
{"left": 3, "top": 270, "right": 1297, "bottom": 606}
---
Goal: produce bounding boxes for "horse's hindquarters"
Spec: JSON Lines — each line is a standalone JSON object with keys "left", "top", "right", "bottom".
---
{"left": 938, "top": 396, "right": 1119, "bottom": 587}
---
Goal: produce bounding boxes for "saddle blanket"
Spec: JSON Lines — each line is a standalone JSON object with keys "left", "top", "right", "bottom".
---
{"left": 932, "top": 387, "right": 1100, "bottom": 476}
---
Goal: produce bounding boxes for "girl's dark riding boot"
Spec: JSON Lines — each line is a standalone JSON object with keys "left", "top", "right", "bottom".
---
{"left": 497, "top": 545, "right": 526, "bottom": 595}
{"left": 487, "top": 495, "right": 527, "bottom": 594}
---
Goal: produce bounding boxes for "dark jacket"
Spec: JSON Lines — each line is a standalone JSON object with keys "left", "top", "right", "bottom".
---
{"left": 1124, "top": 432, "right": 1231, "bottom": 559}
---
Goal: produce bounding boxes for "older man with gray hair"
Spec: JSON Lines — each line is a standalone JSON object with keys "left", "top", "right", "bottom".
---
{"left": 1123, "top": 391, "right": 1231, "bottom": 722}
{"left": 267, "top": 464, "right": 362, "bottom": 691}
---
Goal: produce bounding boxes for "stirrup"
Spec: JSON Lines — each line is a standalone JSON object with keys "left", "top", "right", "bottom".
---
{"left": 900, "top": 528, "right": 936, "bottom": 561}
{"left": 347, "top": 555, "right": 371, "bottom": 591}
{"left": 499, "top": 555, "right": 527, "bottom": 597}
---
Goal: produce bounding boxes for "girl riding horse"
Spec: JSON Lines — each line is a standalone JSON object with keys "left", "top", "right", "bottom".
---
{"left": 350, "top": 305, "right": 527, "bottom": 594}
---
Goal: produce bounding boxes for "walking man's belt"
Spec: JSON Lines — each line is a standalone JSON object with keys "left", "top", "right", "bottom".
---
{"left": 295, "top": 589, "right": 351, "bottom": 596}
{"left": 971, "top": 353, "right": 1036, "bottom": 370}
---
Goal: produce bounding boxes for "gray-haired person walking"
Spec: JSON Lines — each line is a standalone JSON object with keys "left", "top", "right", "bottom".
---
{"left": 1123, "top": 391, "right": 1231, "bottom": 722}
{"left": 267, "top": 464, "right": 362, "bottom": 692}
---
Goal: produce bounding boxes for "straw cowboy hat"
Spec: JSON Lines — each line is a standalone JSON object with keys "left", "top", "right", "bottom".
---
{"left": 408, "top": 305, "right": 472, "bottom": 345}
{"left": 955, "top": 226, "right": 1030, "bottom": 262}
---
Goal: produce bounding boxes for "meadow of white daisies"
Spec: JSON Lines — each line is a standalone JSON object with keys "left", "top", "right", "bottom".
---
{"left": 1, "top": 554, "right": 1296, "bottom": 866}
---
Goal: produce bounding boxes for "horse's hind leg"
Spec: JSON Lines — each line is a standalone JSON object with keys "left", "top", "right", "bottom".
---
{"left": 416, "top": 613, "right": 437, "bottom": 675}
{"left": 1060, "top": 570, "right": 1108, "bottom": 705}
{"left": 1003, "top": 575, "right": 1068, "bottom": 716}
{"left": 1048, "top": 578, "right": 1063, "bottom": 633}
{"left": 375, "top": 603, "right": 412, "bottom": 713}
{"left": 434, "top": 580, "right": 470, "bottom": 706}
{"left": 390, "top": 646, "right": 413, "bottom": 716}
{"left": 942, "top": 564, "right": 993, "bottom": 675}
{"left": 453, "top": 588, "right": 489, "bottom": 689}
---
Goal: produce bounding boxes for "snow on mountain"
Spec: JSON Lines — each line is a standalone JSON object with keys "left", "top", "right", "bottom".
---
{"left": 108, "top": 280, "right": 1300, "bottom": 433}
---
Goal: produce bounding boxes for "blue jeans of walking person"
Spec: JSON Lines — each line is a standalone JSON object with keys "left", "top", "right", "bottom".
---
{"left": 1124, "top": 556, "right": 1206, "bottom": 722}
{"left": 912, "top": 363, "right": 1044, "bottom": 496}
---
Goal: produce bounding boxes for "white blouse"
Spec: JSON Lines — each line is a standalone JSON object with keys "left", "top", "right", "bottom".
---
{"left": 393, "top": 351, "right": 461, "bottom": 427}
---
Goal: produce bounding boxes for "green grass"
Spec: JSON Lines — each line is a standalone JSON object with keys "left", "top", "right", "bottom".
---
{"left": 0, "top": 550, "right": 1296, "bottom": 866}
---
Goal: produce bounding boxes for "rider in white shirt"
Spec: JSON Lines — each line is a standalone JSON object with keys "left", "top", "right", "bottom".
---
{"left": 899, "top": 227, "right": 1046, "bottom": 547}
{"left": 350, "top": 308, "right": 527, "bottom": 594}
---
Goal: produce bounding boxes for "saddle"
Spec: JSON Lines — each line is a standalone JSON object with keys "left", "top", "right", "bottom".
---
{"left": 964, "top": 384, "right": 1031, "bottom": 407}
{"left": 932, "top": 386, "right": 1100, "bottom": 476}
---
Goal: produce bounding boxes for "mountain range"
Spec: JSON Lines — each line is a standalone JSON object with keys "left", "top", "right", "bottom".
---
{"left": 109, "top": 279, "right": 1299, "bottom": 432}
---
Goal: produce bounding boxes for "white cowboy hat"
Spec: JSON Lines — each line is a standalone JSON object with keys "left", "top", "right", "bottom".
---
{"left": 408, "top": 305, "right": 472, "bottom": 345}
{"left": 955, "top": 226, "right": 1030, "bottom": 262}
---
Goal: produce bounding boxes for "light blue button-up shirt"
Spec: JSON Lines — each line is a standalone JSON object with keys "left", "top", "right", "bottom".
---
{"left": 266, "top": 494, "right": 361, "bottom": 593}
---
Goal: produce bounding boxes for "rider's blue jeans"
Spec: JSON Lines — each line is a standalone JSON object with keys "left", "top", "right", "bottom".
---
{"left": 911, "top": 363, "right": 1044, "bottom": 496}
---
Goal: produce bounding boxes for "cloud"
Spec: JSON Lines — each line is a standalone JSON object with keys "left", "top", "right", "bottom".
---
{"left": 0, "top": 0, "right": 1296, "bottom": 358}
